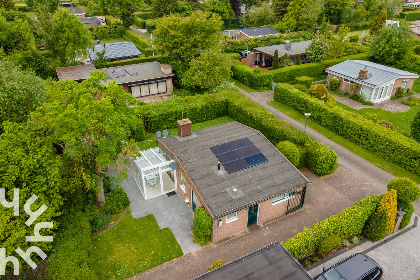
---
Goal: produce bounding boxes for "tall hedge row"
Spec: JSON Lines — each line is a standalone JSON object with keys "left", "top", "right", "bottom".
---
{"left": 135, "top": 88, "right": 337, "bottom": 176}
{"left": 283, "top": 195, "right": 381, "bottom": 259}
{"left": 123, "top": 30, "right": 154, "bottom": 56}
{"left": 274, "top": 83, "right": 420, "bottom": 176}
{"left": 231, "top": 52, "right": 370, "bottom": 90}
{"left": 88, "top": 24, "right": 126, "bottom": 39}
{"left": 104, "top": 55, "right": 162, "bottom": 68}
{"left": 399, "top": 11, "right": 420, "bottom": 21}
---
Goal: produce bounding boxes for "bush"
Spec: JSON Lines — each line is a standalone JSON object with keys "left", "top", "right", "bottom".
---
{"left": 208, "top": 259, "right": 225, "bottom": 271}
{"left": 342, "top": 239, "right": 351, "bottom": 247}
{"left": 307, "top": 84, "right": 329, "bottom": 102}
{"left": 412, "top": 111, "right": 420, "bottom": 141}
{"left": 378, "top": 190, "right": 398, "bottom": 235}
{"left": 329, "top": 76, "right": 341, "bottom": 91}
{"left": 349, "top": 35, "right": 359, "bottom": 42}
{"left": 92, "top": 214, "right": 112, "bottom": 232}
{"left": 294, "top": 76, "right": 313, "bottom": 88}
{"left": 89, "top": 24, "right": 126, "bottom": 40}
{"left": 402, "top": 96, "right": 420, "bottom": 107}
{"left": 135, "top": 12, "right": 152, "bottom": 20}
{"left": 307, "top": 143, "right": 337, "bottom": 176}
{"left": 103, "top": 174, "right": 122, "bottom": 193}
{"left": 387, "top": 177, "right": 420, "bottom": 203}
{"left": 276, "top": 141, "right": 300, "bottom": 167}
{"left": 363, "top": 208, "right": 388, "bottom": 241}
{"left": 398, "top": 200, "right": 414, "bottom": 229}
{"left": 394, "top": 87, "right": 405, "bottom": 99}
{"left": 193, "top": 208, "right": 213, "bottom": 245}
{"left": 103, "top": 188, "right": 130, "bottom": 215}
{"left": 294, "top": 84, "right": 308, "bottom": 92}
{"left": 316, "top": 235, "right": 342, "bottom": 254}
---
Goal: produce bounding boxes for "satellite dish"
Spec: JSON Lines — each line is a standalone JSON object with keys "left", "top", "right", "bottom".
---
{"left": 367, "top": 73, "right": 372, "bottom": 79}
{"left": 170, "top": 162, "right": 178, "bottom": 170}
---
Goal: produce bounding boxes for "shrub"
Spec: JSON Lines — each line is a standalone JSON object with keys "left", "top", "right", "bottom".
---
{"left": 349, "top": 35, "right": 359, "bottom": 42}
{"left": 387, "top": 177, "right": 420, "bottom": 203}
{"left": 342, "top": 239, "right": 351, "bottom": 247}
{"left": 307, "top": 84, "right": 329, "bottom": 102}
{"left": 394, "top": 87, "right": 405, "bottom": 99}
{"left": 92, "top": 214, "right": 112, "bottom": 232}
{"left": 378, "top": 189, "right": 398, "bottom": 235}
{"left": 329, "top": 76, "right": 341, "bottom": 91}
{"left": 103, "top": 188, "right": 130, "bottom": 215}
{"left": 276, "top": 141, "right": 300, "bottom": 167}
{"left": 193, "top": 208, "right": 213, "bottom": 245}
{"left": 294, "top": 76, "right": 313, "bottom": 88}
{"left": 303, "top": 259, "right": 312, "bottom": 267}
{"left": 316, "top": 235, "right": 342, "bottom": 254}
{"left": 103, "top": 174, "right": 122, "bottom": 193}
{"left": 294, "top": 84, "right": 308, "bottom": 92}
{"left": 363, "top": 208, "right": 388, "bottom": 241}
{"left": 135, "top": 12, "right": 152, "bottom": 20}
{"left": 307, "top": 143, "right": 337, "bottom": 176}
{"left": 351, "top": 236, "right": 360, "bottom": 244}
{"left": 208, "top": 259, "right": 225, "bottom": 271}
{"left": 412, "top": 111, "right": 420, "bottom": 141}
{"left": 402, "top": 96, "right": 420, "bottom": 107}
{"left": 415, "top": 45, "right": 420, "bottom": 55}
{"left": 398, "top": 200, "right": 414, "bottom": 229}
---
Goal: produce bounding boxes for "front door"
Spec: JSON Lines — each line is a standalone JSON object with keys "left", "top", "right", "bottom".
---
{"left": 191, "top": 189, "right": 197, "bottom": 211}
{"left": 247, "top": 204, "right": 259, "bottom": 227}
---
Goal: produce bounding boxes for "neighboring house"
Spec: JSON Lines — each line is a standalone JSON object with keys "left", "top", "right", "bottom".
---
{"left": 80, "top": 17, "right": 102, "bottom": 28}
{"left": 193, "top": 242, "right": 313, "bottom": 280}
{"left": 411, "top": 20, "right": 420, "bottom": 39}
{"left": 222, "top": 26, "right": 281, "bottom": 40}
{"left": 247, "top": 40, "right": 311, "bottom": 67}
{"left": 88, "top": 42, "right": 141, "bottom": 62}
{"left": 59, "top": 0, "right": 72, "bottom": 7}
{"left": 131, "top": 121, "right": 310, "bottom": 243}
{"left": 404, "top": 0, "right": 420, "bottom": 7}
{"left": 56, "top": 62, "right": 174, "bottom": 99}
{"left": 385, "top": 20, "right": 400, "bottom": 27}
{"left": 65, "top": 6, "right": 86, "bottom": 17}
{"left": 326, "top": 60, "right": 419, "bottom": 103}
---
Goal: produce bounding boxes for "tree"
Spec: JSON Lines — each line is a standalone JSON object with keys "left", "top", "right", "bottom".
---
{"left": 369, "top": 10, "right": 387, "bottom": 36}
{"left": 363, "top": 208, "right": 388, "bottom": 241}
{"left": 0, "top": 15, "right": 36, "bottom": 54}
{"left": 281, "top": 0, "right": 323, "bottom": 31}
{"left": 306, "top": 31, "right": 330, "bottom": 62}
{"left": 37, "top": 8, "right": 92, "bottom": 66}
{"left": 370, "top": 23, "right": 413, "bottom": 66}
{"left": 181, "top": 49, "right": 232, "bottom": 91}
{"left": 154, "top": 11, "right": 223, "bottom": 73}
{"left": 328, "top": 25, "right": 350, "bottom": 59}
{"left": 387, "top": 177, "right": 420, "bottom": 203}
{"left": 93, "top": 49, "right": 107, "bottom": 68}
{"left": 229, "top": 0, "right": 242, "bottom": 19}
{"left": 272, "top": 50, "right": 280, "bottom": 69}
{"left": 0, "top": 60, "right": 47, "bottom": 131}
{"left": 0, "top": 0, "right": 14, "bottom": 9}
{"left": 370, "top": 0, "right": 401, "bottom": 18}
{"left": 412, "top": 111, "right": 420, "bottom": 142}
{"left": 279, "top": 52, "right": 291, "bottom": 67}
{"left": 245, "top": 3, "right": 276, "bottom": 26}
{"left": 151, "top": 0, "right": 179, "bottom": 18}
{"left": 203, "top": 0, "right": 235, "bottom": 27}
{"left": 28, "top": 71, "right": 142, "bottom": 206}
{"left": 28, "top": 0, "right": 59, "bottom": 13}
{"left": 272, "top": 0, "right": 292, "bottom": 20}
{"left": 324, "top": 0, "right": 352, "bottom": 25}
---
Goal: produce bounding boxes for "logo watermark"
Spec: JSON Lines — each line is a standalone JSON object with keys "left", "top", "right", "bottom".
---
{"left": 0, "top": 188, "right": 53, "bottom": 275}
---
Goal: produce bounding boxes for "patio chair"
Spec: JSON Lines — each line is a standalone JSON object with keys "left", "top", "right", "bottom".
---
{"left": 163, "top": 129, "right": 169, "bottom": 138}
{"left": 156, "top": 131, "right": 162, "bottom": 140}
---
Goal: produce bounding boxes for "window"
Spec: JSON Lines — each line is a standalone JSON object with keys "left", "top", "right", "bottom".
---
{"left": 272, "top": 191, "right": 294, "bottom": 205}
{"left": 226, "top": 212, "right": 238, "bottom": 223}
{"left": 180, "top": 175, "right": 186, "bottom": 193}
{"left": 401, "top": 80, "right": 407, "bottom": 89}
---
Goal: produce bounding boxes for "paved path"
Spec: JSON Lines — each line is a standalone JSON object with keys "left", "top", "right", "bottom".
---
{"left": 129, "top": 26, "right": 151, "bottom": 40}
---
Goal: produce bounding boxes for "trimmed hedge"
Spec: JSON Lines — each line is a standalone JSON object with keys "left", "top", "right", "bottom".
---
{"left": 378, "top": 189, "right": 398, "bottom": 235}
{"left": 283, "top": 195, "right": 381, "bottom": 259}
{"left": 193, "top": 208, "right": 213, "bottom": 245}
{"left": 316, "top": 235, "right": 342, "bottom": 254}
{"left": 276, "top": 141, "right": 300, "bottom": 167}
{"left": 307, "top": 143, "right": 337, "bottom": 176}
{"left": 135, "top": 12, "right": 152, "bottom": 20}
{"left": 274, "top": 83, "right": 420, "bottom": 177}
{"left": 294, "top": 76, "right": 313, "bottom": 88}
{"left": 89, "top": 24, "right": 126, "bottom": 39}
{"left": 387, "top": 177, "right": 420, "bottom": 203}
{"left": 399, "top": 11, "right": 420, "bottom": 21}
{"left": 123, "top": 30, "right": 154, "bottom": 56}
{"left": 294, "top": 84, "right": 308, "bottom": 92}
{"left": 104, "top": 56, "right": 162, "bottom": 68}
{"left": 363, "top": 208, "right": 388, "bottom": 241}
{"left": 231, "top": 52, "right": 370, "bottom": 90}
{"left": 399, "top": 200, "right": 414, "bottom": 229}
{"left": 135, "top": 88, "right": 337, "bottom": 176}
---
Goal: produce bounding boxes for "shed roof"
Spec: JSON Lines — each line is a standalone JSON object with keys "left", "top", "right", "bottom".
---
{"left": 254, "top": 40, "right": 311, "bottom": 58}
{"left": 66, "top": 6, "right": 85, "bottom": 15}
{"left": 193, "top": 242, "right": 314, "bottom": 280}
{"left": 89, "top": 41, "right": 141, "bottom": 61}
{"left": 56, "top": 64, "right": 96, "bottom": 81}
{"left": 80, "top": 16, "right": 101, "bottom": 24}
{"left": 326, "top": 60, "right": 419, "bottom": 88}
{"left": 240, "top": 26, "right": 281, "bottom": 38}
{"left": 159, "top": 122, "right": 310, "bottom": 219}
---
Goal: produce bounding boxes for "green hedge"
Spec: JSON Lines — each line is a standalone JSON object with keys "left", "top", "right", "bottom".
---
{"left": 399, "top": 11, "right": 420, "bottom": 21}
{"left": 193, "top": 208, "right": 213, "bottom": 245}
{"left": 274, "top": 83, "right": 420, "bottom": 177}
{"left": 283, "top": 195, "right": 381, "bottom": 259}
{"left": 231, "top": 52, "right": 370, "bottom": 90}
{"left": 316, "top": 235, "right": 342, "bottom": 254}
{"left": 104, "top": 55, "right": 162, "bottom": 68}
{"left": 294, "top": 76, "right": 313, "bottom": 88}
{"left": 123, "top": 30, "right": 154, "bottom": 56}
{"left": 89, "top": 25, "right": 126, "bottom": 40}
{"left": 135, "top": 12, "right": 152, "bottom": 20}
{"left": 135, "top": 88, "right": 337, "bottom": 176}
{"left": 399, "top": 200, "right": 414, "bottom": 229}
{"left": 276, "top": 141, "right": 300, "bottom": 167}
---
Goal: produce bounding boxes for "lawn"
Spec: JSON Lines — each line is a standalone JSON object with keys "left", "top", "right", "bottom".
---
{"left": 269, "top": 100, "right": 420, "bottom": 183}
{"left": 412, "top": 79, "right": 420, "bottom": 93}
{"left": 91, "top": 210, "right": 183, "bottom": 280}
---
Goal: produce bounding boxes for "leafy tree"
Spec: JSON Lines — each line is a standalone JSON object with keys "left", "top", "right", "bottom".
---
{"left": 328, "top": 25, "right": 350, "bottom": 59}
{"left": 229, "top": 0, "right": 242, "bottom": 19}
{"left": 28, "top": 71, "right": 142, "bottom": 206}
{"left": 181, "top": 49, "right": 232, "bottom": 91}
{"left": 370, "top": 0, "right": 401, "bottom": 18}
{"left": 28, "top": 0, "right": 59, "bottom": 13}
{"left": 154, "top": 11, "right": 223, "bottom": 73}
{"left": 370, "top": 23, "right": 413, "bottom": 66}
{"left": 387, "top": 177, "right": 420, "bottom": 203}
{"left": 0, "top": 15, "right": 36, "bottom": 54}
{"left": 369, "top": 10, "right": 387, "bottom": 36}
{"left": 37, "top": 9, "right": 92, "bottom": 66}
{"left": 281, "top": 0, "right": 323, "bottom": 31}
{"left": 151, "top": 0, "right": 179, "bottom": 18}
{"left": 93, "top": 49, "right": 107, "bottom": 68}
{"left": 272, "top": 50, "right": 279, "bottom": 69}
{"left": 295, "top": 54, "right": 302, "bottom": 65}
{"left": 0, "top": 0, "right": 14, "bottom": 9}
{"left": 245, "top": 3, "right": 276, "bottom": 26}
{"left": 272, "top": 0, "right": 292, "bottom": 20}
{"left": 412, "top": 111, "right": 420, "bottom": 142}
{"left": 0, "top": 60, "right": 47, "bottom": 130}
{"left": 363, "top": 208, "right": 387, "bottom": 241}
{"left": 204, "top": 0, "right": 235, "bottom": 27}
{"left": 279, "top": 52, "right": 291, "bottom": 67}
{"left": 324, "top": 0, "right": 351, "bottom": 25}
{"left": 306, "top": 31, "right": 330, "bottom": 62}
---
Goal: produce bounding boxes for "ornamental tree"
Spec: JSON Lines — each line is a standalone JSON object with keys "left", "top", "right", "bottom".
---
{"left": 369, "top": 10, "right": 387, "bottom": 37}
{"left": 306, "top": 31, "right": 330, "bottom": 62}
{"left": 378, "top": 189, "right": 397, "bottom": 235}
{"left": 387, "top": 177, "right": 420, "bottom": 203}
{"left": 363, "top": 208, "right": 388, "bottom": 241}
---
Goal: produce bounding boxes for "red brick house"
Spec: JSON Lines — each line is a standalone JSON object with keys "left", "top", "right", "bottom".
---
{"left": 152, "top": 121, "right": 310, "bottom": 243}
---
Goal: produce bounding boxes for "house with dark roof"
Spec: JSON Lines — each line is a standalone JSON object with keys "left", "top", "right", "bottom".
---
{"left": 88, "top": 41, "right": 141, "bottom": 62}
{"left": 246, "top": 40, "right": 311, "bottom": 67}
{"left": 193, "top": 242, "right": 314, "bottom": 280}
{"left": 56, "top": 62, "right": 174, "bottom": 99}
{"left": 80, "top": 16, "right": 102, "bottom": 27}
{"left": 65, "top": 6, "right": 86, "bottom": 17}
{"left": 326, "top": 60, "right": 419, "bottom": 103}
{"left": 222, "top": 26, "right": 281, "bottom": 40}
{"left": 130, "top": 121, "right": 310, "bottom": 243}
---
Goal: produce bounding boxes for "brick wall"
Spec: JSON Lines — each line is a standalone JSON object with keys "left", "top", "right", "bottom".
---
{"left": 391, "top": 78, "right": 416, "bottom": 96}
{"left": 213, "top": 208, "right": 249, "bottom": 243}
{"left": 258, "top": 198, "right": 288, "bottom": 224}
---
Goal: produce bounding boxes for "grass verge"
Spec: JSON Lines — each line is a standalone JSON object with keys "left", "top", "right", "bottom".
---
{"left": 91, "top": 210, "right": 183, "bottom": 280}
{"left": 269, "top": 100, "right": 420, "bottom": 183}
{"left": 226, "top": 77, "right": 258, "bottom": 93}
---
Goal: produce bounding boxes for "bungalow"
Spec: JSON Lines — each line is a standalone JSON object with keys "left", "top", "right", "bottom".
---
{"left": 88, "top": 41, "right": 141, "bottom": 62}
{"left": 326, "top": 60, "right": 419, "bottom": 103}
{"left": 80, "top": 16, "right": 103, "bottom": 28}
{"left": 247, "top": 40, "right": 311, "bottom": 67}
{"left": 222, "top": 26, "right": 281, "bottom": 40}
{"left": 131, "top": 121, "right": 310, "bottom": 243}
{"left": 56, "top": 62, "right": 174, "bottom": 99}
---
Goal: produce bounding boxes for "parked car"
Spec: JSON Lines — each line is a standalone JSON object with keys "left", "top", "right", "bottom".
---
{"left": 316, "top": 254, "right": 383, "bottom": 280}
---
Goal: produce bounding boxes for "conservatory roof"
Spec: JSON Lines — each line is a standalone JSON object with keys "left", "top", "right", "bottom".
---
{"left": 133, "top": 147, "right": 175, "bottom": 171}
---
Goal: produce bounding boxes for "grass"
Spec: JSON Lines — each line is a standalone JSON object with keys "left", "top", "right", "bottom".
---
{"left": 138, "top": 116, "right": 234, "bottom": 151}
{"left": 23, "top": 11, "right": 36, "bottom": 19}
{"left": 269, "top": 100, "right": 420, "bottom": 183}
{"left": 412, "top": 79, "right": 420, "bottom": 93}
{"left": 91, "top": 210, "right": 183, "bottom": 280}
{"left": 347, "top": 30, "right": 367, "bottom": 37}
{"left": 226, "top": 77, "right": 258, "bottom": 93}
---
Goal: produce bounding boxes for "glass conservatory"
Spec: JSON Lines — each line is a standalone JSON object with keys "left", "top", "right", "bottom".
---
{"left": 131, "top": 147, "right": 177, "bottom": 200}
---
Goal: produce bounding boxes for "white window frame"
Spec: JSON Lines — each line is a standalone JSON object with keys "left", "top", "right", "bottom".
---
{"left": 272, "top": 191, "right": 295, "bottom": 206}
{"left": 226, "top": 212, "right": 238, "bottom": 223}
{"left": 180, "top": 175, "right": 186, "bottom": 193}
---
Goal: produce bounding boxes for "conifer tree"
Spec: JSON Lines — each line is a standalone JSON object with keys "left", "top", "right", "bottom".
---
{"left": 272, "top": 50, "right": 279, "bottom": 69}
{"left": 369, "top": 10, "right": 387, "bottom": 37}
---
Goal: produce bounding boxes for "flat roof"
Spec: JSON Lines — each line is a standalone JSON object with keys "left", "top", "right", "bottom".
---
{"left": 240, "top": 26, "right": 281, "bottom": 38}
{"left": 193, "top": 242, "right": 314, "bottom": 280}
{"left": 89, "top": 41, "right": 141, "bottom": 61}
{"left": 159, "top": 122, "right": 310, "bottom": 219}
{"left": 254, "top": 40, "right": 311, "bottom": 58}
{"left": 56, "top": 64, "right": 97, "bottom": 81}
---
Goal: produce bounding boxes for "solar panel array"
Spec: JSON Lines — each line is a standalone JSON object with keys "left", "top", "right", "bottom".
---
{"left": 210, "top": 138, "right": 268, "bottom": 173}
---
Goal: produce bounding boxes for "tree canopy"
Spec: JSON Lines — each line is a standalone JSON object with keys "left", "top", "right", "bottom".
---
{"left": 203, "top": 0, "right": 235, "bottom": 27}
{"left": 305, "top": 31, "right": 330, "bottom": 62}
{"left": 369, "top": 10, "right": 387, "bottom": 36}
{"left": 245, "top": 3, "right": 276, "bottom": 26}
{"left": 280, "top": 0, "right": 323, "bottom": 31}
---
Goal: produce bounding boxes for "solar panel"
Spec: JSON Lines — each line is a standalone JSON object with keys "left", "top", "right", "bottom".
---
{"left": 224, "top": 159, "right": 248, "bottom": 173}
{"left": 217, "top": 150, "right": 241, "bottom": 164}
{"left": 244, "top": 153, "right": 268, "bottom": 167}
{"left": 236, "top": 145, "right": 260, "bottom": 158}
{"left": 210, "top": 143, "right": 234, "bottom": 155}
{"left": 230, "top": 138, "right": 253, "bottom": 149}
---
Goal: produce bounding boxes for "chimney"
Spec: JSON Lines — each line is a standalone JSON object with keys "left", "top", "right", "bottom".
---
{"left": 358, "top": 66, "right": 368, "bottom": 80}
{"left": 177, "top": 118, "right": 192, "bottom": 137}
